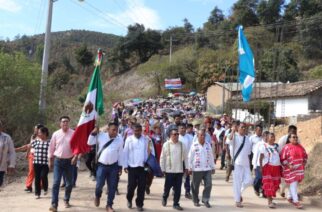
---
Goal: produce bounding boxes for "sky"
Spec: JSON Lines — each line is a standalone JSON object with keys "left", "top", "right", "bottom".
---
{"left": 0, "top": 0, "right": 238, "bottom": 40}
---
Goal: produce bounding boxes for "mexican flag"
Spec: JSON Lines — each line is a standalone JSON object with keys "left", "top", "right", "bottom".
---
{"left": 70, "top": 50, "right": 104, "bottom": 154}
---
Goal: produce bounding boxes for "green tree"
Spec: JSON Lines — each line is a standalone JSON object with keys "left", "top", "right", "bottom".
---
{"left": 231, "top": 0, "right": 259, "bottom": 27}
{"left": 308, "top": 65, "right": 322, "bottom": 79}
{"left": 207, "top": 6, "right": 224, "bottom": 26}
{"left": 75, "top": 44, "right": 94, "bottom": 75}
{"left": 183, "top": 18, "right": 194, "bottom": 33}
{"left": 259, "top": 44, "right": 300, "bottom": 82}
{"left": 0, "top": 51, "right": 41, "bottom": 145}
{"left": 257, "top": 0, "right": 284, "bottom": 24}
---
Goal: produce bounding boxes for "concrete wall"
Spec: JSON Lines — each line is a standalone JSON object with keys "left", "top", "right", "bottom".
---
{"left": 275, "top": 97, "right": 309, "bottom": 118}
{"left": 206, "top": 85, "right": 231, "bottom": 112}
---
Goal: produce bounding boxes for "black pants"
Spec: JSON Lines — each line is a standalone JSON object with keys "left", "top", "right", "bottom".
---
{"left": 126, "top": 167, "right": 146, "bottom": 207}
{"left": 0, "top": 171, "right": 5, "bottom": 187}
{"left": 34, "top": 164, "right": 49, "bottom": 196}
{"left": 85, "top": 151, "right": 96, "bottom": 177}
{"left": 221, "top": 149, "right": 226, "bottom": 168}
{"left": 163, "top": 173, "right": 183, "bottom": 206}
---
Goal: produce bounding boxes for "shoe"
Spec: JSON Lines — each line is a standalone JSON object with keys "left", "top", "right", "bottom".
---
{"left": 240, "top": 196, "right": 243, "bottom": 203}
{"left": 268, "top": 202, "right": 276, "bottom": 208}
{"left": 106, "top": 206, "right": 115, "bottom": 212}
{"left": 202, "top": 201, "right": 211, "bottom": 208}
{"left": 293, "top": 202, "right": 303, "bottom": 209}
{"left": 220, "top": 166, "right": 224, "bottom": 170}
{"left": 44, "top": 191, "right": 48, "bottom": 195}
{"left": 225, "top": 177, "right": 229, "bottom": 182}
{"left": 162, "top": 198, "right": 167, "bottom": 207}
{"left": 35, "top": 195, "right": 40, "bottom": 199}
{"left": 255, "top": 191, "right": 260, "bottom": 197}
{"left": 173, "top": 205, "right": 183, "bottom": 210}
{"left": 24, "top": 187, "right": 32, "bottom": 193}
{"left": 60, "top": 184, "right": 66, "bottom": 188}
{"left": 236, "top": 202, "right": 243, "bottom": 208}
{"left": 116, "top": 189, "right": 120, "bottom": 195}
{"left": 127, "top": 201, "right": 132, "bottom": 209}
{"left": 64, "top": 200, "right": 71, "bottom": 208}
{"left": 94, "top": 197, "right": 100, "bottom": 207}
{"left": 281, "top": 192, "right": 285, "bottom": 198}
{"left": 49, "top": 205, "right": 57, "bottom": 212}
{"left": 92, "top": 176, "right": 96, "bottom": 181}
{"left": 287, "top": 198, "right": 293, "bottom": 203}
{"left": 185, "top": 192, "right": 192, "bottom": 199}
{"left": 137, "top": 207, "right": 144, "bottom": 211}
{"left": 145, "top": 187, "right": 150, "bottom": 195}
{"left": 194, "top": 202, "right": 200, "bottom": 207}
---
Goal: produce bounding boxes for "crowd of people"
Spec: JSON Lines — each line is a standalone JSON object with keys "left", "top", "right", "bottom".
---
{"left": 0, "top": 94, "right": 309, "bottom": 212}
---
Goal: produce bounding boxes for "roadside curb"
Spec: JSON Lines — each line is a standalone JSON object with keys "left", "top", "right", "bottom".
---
{"left": 303, "top": 196, "right": 322, "bottom": 208}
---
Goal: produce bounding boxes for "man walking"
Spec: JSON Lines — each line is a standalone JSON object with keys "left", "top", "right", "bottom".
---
{"left": 160, "top": 128, "right": 188, "bottom": 210}
{"left": 178, "top": 124, "right": 193, "bottom": 199}
{"left": 48, "top": 116, "right": 75, "bottom": 212}
{"left": 0, "top": 120, "right": 16, "bottom": 189}
{"left": 226, "top": 122, "right": 253, "bottom": 208}
{"left": 123, "top": 124, "right": 151, "bottom": 211}
{"left": 189, "top": 128, "right": 215, "bottom": 208}
{"left": 88, "top": 122, "right": 123, "bottom": 212}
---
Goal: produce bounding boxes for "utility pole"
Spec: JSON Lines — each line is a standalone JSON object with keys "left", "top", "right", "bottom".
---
{"left": 166, "top": 35, "right": 177, "bottom": 64}
{"left": 39, "top": 0, "right": 56, "bottom": 124}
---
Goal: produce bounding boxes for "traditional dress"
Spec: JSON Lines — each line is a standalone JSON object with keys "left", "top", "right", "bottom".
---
{"left": 260, "top": 143, "right": 281, "bottom": 198}
{"left": 280, "top": 143, "right": 307, "bottom": 203}
{"left": 280, "top": 143, "right": 307, "bottom": 184}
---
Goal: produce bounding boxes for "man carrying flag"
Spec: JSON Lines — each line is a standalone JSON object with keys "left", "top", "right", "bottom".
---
{"left": 238, "top": 25, "right": 255, "bottom": 102}
{"left": 70, "top": 48, "right": 105, "bottom": 156}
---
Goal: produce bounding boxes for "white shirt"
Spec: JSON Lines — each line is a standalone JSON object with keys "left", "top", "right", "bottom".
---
{"left": 250, "top": 134, "right": 262, "bottom": 153}
{"left": 226, "top": 133, "right": 252, "bottom": 167}
{"left": 188, "top": 140, "right": 215, "bottom": 171}
{"left": 252, "top": 140, "right": 265, "bottom": 167}
{"left": 179, "top": 133, "right": 193, "bottom": 153}
{"left": 192, "top": 132, "right": 212, "bottom": 145}
{"left": 87, "top": 133, "right": 123, "bottom": 166}
{"left": 160, "top": 140, "right": 188, "bottom": 173}
{"left": 214, "top": 127, "right": 225, "bottom": 143}
{"left": 123, "top": 135, "right": 149, "bottom": 168}
{"left": 259, "top": 143, "right": 281, "bottom": 166}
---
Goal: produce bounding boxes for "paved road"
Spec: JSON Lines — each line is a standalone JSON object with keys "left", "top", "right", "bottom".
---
{"left": 0, "top": 165, "right": 320, "bottom": 212}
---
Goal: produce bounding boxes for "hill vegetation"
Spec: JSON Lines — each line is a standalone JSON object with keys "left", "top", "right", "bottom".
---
{"left": 2, "top": 0, "right": 322, "bottom": 144}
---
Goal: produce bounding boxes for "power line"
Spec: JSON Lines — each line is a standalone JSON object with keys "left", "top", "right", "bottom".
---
{"left": 81, "top": 0, "right": 129, "bottom": 28}
{"left": 69, "top": 0, "right": 128, "bottom": 30}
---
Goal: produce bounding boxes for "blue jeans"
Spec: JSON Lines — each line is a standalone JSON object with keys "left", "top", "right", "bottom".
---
{"left": 253, "top": 166, "right": 262, "bottom": 193}
{"left": 51, "top": 158, "right": 73, "bottom": 207}
{"left": 0, "top": 171, "right": 5, "bottom": 187}
{"left": 95, "top": 163, "right": 119, "bottom": 207}
{"left": 63, "top": 164, "right": 78, "bottom": 186}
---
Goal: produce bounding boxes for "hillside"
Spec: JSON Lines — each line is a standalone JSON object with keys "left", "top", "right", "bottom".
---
{"left": 0, "top": 30, "right": 120, "bottom": 66}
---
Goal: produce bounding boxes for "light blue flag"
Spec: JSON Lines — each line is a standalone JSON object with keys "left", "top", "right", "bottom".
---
{"left": 238, "top": 25, "right": 255, "bottom": 102}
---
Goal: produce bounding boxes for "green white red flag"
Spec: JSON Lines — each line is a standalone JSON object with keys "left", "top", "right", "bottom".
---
{"left": 70, "top": 49, "right": 104, "bottom": 154}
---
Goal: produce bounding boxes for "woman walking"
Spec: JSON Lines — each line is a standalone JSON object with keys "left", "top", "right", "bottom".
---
{"left": 280, "top": 133, "right": 307, "bottom": 209}
{"left": 259, "top": 133, "right": 281, "bottom": 208}
{"left": 31, "top": 127, "right": 50, "bottom": 199}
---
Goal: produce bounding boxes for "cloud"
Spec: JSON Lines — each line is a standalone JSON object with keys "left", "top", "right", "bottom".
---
{"left": 95, "top": 0, "right": 162, "bottom": 30}
{"left": 0, "top": 0, "right": 22, "bottom": 13}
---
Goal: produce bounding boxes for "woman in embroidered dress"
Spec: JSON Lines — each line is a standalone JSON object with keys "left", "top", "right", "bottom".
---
{"left": 280, "top": 133, "right": 307, "bottom": 209}
{"left": 259, "top": 133, "right": 281, "bottom": 208}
